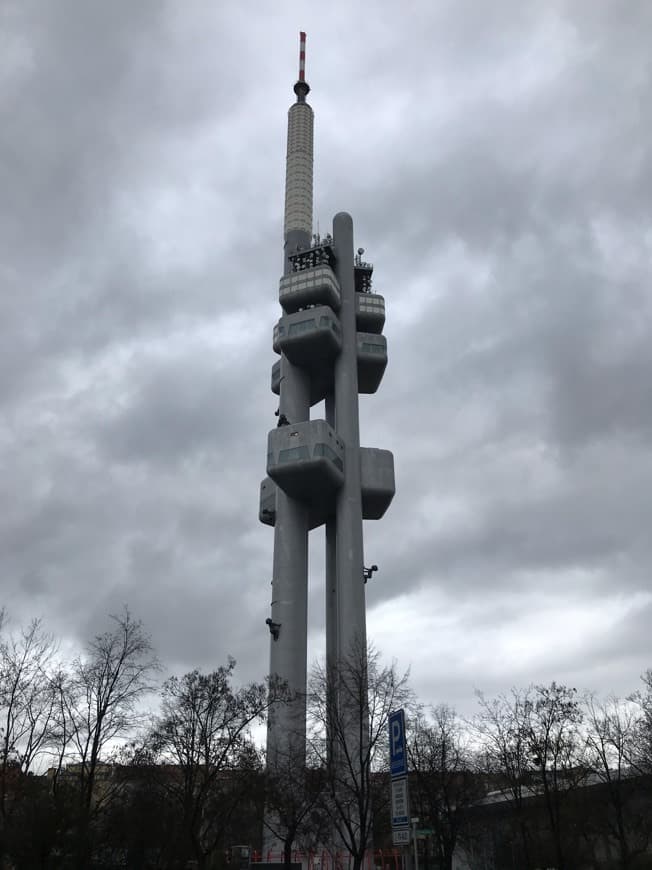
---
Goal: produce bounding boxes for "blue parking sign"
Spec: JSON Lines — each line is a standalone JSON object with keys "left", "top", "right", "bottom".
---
{"left": 389, "top": 709, "right": 407, "bottom": 778}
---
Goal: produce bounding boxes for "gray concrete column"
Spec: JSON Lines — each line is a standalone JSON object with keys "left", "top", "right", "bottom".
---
{"left": 266, "top": 253, "right": 311, "bottom": 774}
{"left": 332, "top": 212, "right": 366, "bottom": 663}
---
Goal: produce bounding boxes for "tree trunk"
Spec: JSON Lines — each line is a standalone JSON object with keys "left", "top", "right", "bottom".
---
{"left": 612, "top": 791, "right": 630, "bottom": 870}
{"left": 519, "top": 817, "right": 533, "bottom": 870}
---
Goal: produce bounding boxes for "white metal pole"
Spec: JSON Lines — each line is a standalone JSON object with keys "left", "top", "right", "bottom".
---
{"left": 411, "top": 818, "right": 419, "bottom": 870}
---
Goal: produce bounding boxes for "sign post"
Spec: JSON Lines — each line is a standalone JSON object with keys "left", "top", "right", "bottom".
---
{"left": 411, "top": 818, "right": 419, "bottom": 870}
{"left": 388, "top": 709, "right": 410, "bottom": 848}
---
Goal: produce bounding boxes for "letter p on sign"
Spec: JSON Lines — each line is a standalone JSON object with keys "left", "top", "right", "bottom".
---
{"left": 392, "top": 720, "right": 401, "bottom": 756}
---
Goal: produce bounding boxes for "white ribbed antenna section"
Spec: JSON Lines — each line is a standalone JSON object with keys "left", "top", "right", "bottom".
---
{"left": 284, "top": 32, "right": 313, "bottom": 240}
{"left": 284, "top": 103, "right": 313, "bottom": 238}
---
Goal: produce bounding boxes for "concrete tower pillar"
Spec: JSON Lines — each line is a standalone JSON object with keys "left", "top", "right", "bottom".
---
{"left": 333, "top": 213, "right": 366, "bottom": 661}
{"left": 265, "top": 42, "right": 313, "bottom": 776}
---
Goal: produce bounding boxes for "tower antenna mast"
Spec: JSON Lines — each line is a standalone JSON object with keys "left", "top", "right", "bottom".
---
{"left": 299, "top": 30, "right": 306, "bottom": 81}
{"left": 294, "top": 31, "right": 310, "bottom": 101}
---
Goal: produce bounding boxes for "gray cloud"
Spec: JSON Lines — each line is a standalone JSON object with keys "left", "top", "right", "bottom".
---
{"left": 1, "top": 0, "right": 650, "bottom": 712}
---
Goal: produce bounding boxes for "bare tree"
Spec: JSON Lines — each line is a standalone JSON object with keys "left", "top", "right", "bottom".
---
{"left": 0, "top": 616, "right": 58, "bottom": 776}
{"left": 147, "top": 660, "right": 272, "bottom": 869}
{"left": 263, "top": 745, "right": 328, "bottom": 864}
{"left": 475, "top": 683, "right": 585, "bottom": 870}
{"left": 408, "top": 705, "right": 483, "bottom": 870}
{"left": 58, "top": 608, "right": 158, "bottom": 809}
{"left": 583, "top": 693, "right": 650, "bottom": 869}
{"left": 308, "top": 639, "right": 411, "bottom": 870}
{"left": 629, "top": 669, "right": 652, "bottom": 774}
{"left": 525, "top": 683, "right": 585, "bottom": 870}
{"left": 50, "top": 609, "right": 158, "bottom": 868}
{"left": 474, "top": 687, "right": 538, "bottom": 869}
{"left": 0, "top": 614, "right": 59, "bottom": 862}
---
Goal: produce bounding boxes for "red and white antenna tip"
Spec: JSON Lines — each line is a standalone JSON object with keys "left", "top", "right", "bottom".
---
{"left": 293, "top": 32, "right": 310, "bottom": 100}
{"left": 299, "top": 31, "right": 306, "bottom": 82}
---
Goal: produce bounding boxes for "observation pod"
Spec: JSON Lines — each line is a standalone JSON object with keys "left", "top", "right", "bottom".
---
{"left": 279, "top": 262, "right": 341, "bottom": 313}
{"left": 270, "top": 359, "right": 332, "bottom": 406}
{"left": 259, "top": 445, "right": 395, "bottom": 525}
{"left": 259, "top": 476, "right": 332, "bottom": 531}
{"left": 355, "top": 292, "right": 386, "bottom": 334}
{"left": 360, "top": 447, "right": 395, "bottom": 518}
{"left": 271, "top": 360, "right": 281, "bottom": 394}
{"left": 267, "top": 419, "right": 344, "bottom": 502}
{"left": 259, "top": 477, "right": 276, "bottom": 526}
{"left": 273, "top": 306, "right": 342, "bottom": 367}
{"left": 271, "top": 331, "right": 387, "bottom": 397}
{"left": 357, "top": 332, "right": 388, "bottom": 393}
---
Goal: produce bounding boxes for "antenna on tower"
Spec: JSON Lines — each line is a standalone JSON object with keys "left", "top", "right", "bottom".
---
{"left": 294, "top": 31, "right": 310, "bottom": 101}
{"left": 298, "top": 31, "right": 306, "bottom": 82}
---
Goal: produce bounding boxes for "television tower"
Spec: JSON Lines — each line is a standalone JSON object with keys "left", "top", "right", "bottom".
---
{"left": 260, "top": 31, "right": 395, "bottom": 838}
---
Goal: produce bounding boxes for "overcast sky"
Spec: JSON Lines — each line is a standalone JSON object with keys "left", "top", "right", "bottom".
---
{"left": 2, "top": 1, "right": 651, "bottom": 716}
